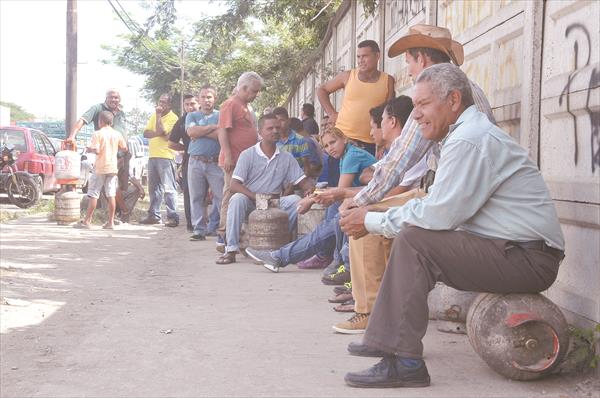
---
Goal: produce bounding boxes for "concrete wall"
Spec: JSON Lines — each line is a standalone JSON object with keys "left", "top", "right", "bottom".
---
{"left": 287, "top": 0, "right": 600, "bottom": 326}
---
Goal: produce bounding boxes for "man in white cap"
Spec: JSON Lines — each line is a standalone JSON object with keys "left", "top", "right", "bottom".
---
{"left": 332, "top": 24, "right": 496, "bottom": 336}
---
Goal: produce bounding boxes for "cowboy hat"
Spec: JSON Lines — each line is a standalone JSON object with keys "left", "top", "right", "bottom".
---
{"left": 388, "top": 24, "right": 464, "bottom": 66}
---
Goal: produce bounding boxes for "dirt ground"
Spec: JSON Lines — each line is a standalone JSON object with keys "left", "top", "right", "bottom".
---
{"left": 1, "top": 213, "right": 598, "bottom": 398}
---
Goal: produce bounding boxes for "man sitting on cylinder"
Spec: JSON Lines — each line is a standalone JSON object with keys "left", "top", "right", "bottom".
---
{"left": 215, "top": 113, "right": 315, "bottom": 265}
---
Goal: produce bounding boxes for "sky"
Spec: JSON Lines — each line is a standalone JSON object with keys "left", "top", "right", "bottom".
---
{"left": 0, "top": 0, "right": 226, "bottom": 121}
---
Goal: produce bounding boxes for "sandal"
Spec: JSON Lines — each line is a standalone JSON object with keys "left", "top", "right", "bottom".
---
{"left": 216, "top": 252, "right": 236, "bottom": 264}
{"left": 73, "top": 220, "right": 91, "bottom": 229}
{"left": 102, "top": 223, "right": 115, "bottom": 230}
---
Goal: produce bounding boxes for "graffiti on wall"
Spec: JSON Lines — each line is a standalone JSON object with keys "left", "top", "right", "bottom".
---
{"left": 386, "top": 0, "right": 425, "bottom": 35}
{"left": 558, "top": 23, "right": 600, "bottom": 173}
{"left": 438, "top": 0, "right": 494, "bottom": 37}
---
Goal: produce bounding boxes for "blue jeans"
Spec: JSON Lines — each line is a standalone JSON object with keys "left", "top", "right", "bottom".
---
{"left": 187, "top": 157, "right": 223, "bottom": 235}
{"left": 147, "top": 158, "right": 179, "bottom": 222}
{"left": 226, "top": 193, "right": 301, "bottom": 253}
{"left": 273, "top": 213, "right": 340, "bottom": 266}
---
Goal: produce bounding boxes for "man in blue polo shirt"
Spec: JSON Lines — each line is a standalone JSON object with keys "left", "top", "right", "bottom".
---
{"left": 185, "top": 86, "right": 222, "bottom": 241}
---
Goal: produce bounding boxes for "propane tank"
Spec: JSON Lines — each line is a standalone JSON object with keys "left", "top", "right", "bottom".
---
{"left": 247, "top": 193, "right": 290, "bottom": 251}
{"left": 428, "top": 282, "right": 479, "bottom": 334}
{"left": 466, "top": 293, "right": 569, "bottom": 381}
{"left": 54, "top": 190, "right": 81, "bottom": 225}
{"left": 55, "top": 141, "right": 81, "bottom": 184}
{"left": 298, "top": 203, "right": 325, "bottom": 236}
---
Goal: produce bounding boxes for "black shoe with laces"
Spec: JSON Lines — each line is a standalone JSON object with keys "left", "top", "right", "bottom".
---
{"left": 344, "top": 356, "right": 430, "bottom": 388}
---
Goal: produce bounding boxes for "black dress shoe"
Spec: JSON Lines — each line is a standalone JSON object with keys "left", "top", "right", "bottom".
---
{"left": 344, "top": 356, "right": 430, "bottom": 388}
{"left": 347, "top": 341, "right": 387, "bottom": 357}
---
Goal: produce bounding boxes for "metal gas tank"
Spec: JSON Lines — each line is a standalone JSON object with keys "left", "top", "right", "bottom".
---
{"left": 298, "top": 203, "right": 326, "bottom": 236}
{"left": 428, "top": 283, "right": 479, "bottom": 334}
{"left": 466, "top": 293, "right": 569, "bottom": 381}
{"left": 54, "top": 190, "right": 81, "bottom": 225}
{"left": 247, "top": 193, "right": 290, "bottom": 251}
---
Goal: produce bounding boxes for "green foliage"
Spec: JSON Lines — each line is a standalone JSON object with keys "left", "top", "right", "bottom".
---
{"left": 126, "top": 108, "right": 151, "bottom": 135}
{"left": 104, "top": 0, "right": 343, "bottom": 113}
{"left": 564, "top": 324, "right": 600, "bottom": 371}
{"left": 0, "top": 101, "right": 35, "bottom": 122}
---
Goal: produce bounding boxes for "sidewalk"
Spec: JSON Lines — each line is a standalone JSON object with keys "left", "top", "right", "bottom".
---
{"left": 0, "top": 215, "right": 596, "bottom": 397}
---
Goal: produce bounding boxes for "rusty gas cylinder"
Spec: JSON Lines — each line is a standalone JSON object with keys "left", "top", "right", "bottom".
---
{"left": 466, "top": 293, "right": 569, "bottom": 381}
{"left": 247, "top": 193, "right": 290, "bottom": 251}
{"left": 298, "top": 203, "right": 326, "bottom": 236}
{"left": 428, "top": 282, "right": 479, "bottom": 334}
{"left": 54, "top": 190, "right": 81, "bottom": 225}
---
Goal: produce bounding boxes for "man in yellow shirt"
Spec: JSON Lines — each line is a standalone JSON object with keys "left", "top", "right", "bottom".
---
{"left": 140, "top": 93, "right": 180, "bottom": 226}
{"left": 75, "top": 111, "right": 127, "bottom": 230}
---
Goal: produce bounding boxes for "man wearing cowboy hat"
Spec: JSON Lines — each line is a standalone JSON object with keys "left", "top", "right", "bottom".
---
{"left": 340, "top": 62, "right": 563, "bottom": 389}
{"left": 332, "top": 25, "right": 496, "bottom": 336}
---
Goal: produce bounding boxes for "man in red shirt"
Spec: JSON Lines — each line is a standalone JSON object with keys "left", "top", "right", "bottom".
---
{"left": 216, "top": 72, "right": 263, "bottom": 252}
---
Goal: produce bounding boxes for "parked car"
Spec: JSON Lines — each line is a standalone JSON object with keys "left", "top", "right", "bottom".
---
{"left": 0, "top": 126, "right": 60, "bottom": 194}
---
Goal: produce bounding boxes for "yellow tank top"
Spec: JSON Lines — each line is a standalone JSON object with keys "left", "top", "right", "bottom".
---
{"left": 335, "top": 69, "right": 390, "bottom": 144}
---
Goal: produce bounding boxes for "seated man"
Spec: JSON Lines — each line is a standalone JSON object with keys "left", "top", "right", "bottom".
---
{"left": 340, "top": 64, "right": 564, "bottom": 388}
{"left": 215, "top": 113, "right": 314, "bottom": 265}
{"left": 115, "top": 151, "right": 145, "bottom": 223}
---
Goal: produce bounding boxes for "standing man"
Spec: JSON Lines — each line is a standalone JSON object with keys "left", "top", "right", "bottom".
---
{"left": 317, "top": 40, "right": 395, "bottom": 156}
{"left": 186, "top": 86, "right": 222, "bottom": 241}
{"left": 68, "top": 89, "right": 127, "bottom": 142}
{"left": 75, "top": 111, "right": 127, "bottom": 229}
{"left": 169, "top": 94, "right": 200, "bottom": 231}
{"left": 301, "top": 103, "right": 319, "bottom": 136}
{"left": 140, "top": 93, "right": 180, "bottom": 227}
{"left": 216, "top": 71, "right": 263, "bottom": 252}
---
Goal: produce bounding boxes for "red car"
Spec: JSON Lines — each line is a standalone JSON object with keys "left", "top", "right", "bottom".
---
{"left": 0, "top": 126, "right": 60, "bottom": 193}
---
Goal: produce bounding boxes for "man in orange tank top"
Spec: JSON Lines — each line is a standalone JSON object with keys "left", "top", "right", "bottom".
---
{"left": 317, "top": 40, "right": 395, "bottom": 157}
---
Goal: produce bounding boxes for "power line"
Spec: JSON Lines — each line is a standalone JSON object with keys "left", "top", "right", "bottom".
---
{"left": 106, "top": 0, "right": 180, "bottom": 72}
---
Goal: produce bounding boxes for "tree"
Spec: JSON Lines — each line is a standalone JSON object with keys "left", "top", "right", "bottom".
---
{"left": 126, "top": 107, "right": 151, "bottom": 136}
{"left": 104, "top": 0, "right": 344, "bottom": 113}
{"left": 0, "top": 101, "right": 35, "bottom": 122}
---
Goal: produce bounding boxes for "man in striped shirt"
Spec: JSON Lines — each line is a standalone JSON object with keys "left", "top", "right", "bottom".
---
{"left": 336, "top": 24, "right": 497, "bottom": 336}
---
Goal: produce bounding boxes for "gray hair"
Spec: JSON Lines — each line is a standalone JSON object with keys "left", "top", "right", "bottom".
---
{"left": 105, "top": 88, "right": 120, "bottom": 98}
{"left": 415, "top": 63, "right": 474, "bottom": 108}
{"left": 236, "top": 71, "right": 264, "bottom": 90}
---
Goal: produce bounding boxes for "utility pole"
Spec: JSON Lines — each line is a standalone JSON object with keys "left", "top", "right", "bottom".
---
{"left": 66, "top": 0, "right": 77, "bottom": 137}
{"left": 180, "top": 37, "right": 185, "bottom": 116}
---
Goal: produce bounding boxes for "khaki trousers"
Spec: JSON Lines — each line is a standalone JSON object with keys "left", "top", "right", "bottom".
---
{"left": 363, "top": 226, "right": 560, "bottom": 359}
{"left": 349, "top": 189, "right": 426, "bottom": 314}
{"left": 217, "top": 170, "right": 233, "bottom": 238}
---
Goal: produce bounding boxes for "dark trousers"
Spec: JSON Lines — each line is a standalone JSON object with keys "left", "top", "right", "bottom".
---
{"left": 181, "top": 157, "right": 192, "bottom": 229}
{"left": 364, "top": 226, "right": 560, "bottom": 359}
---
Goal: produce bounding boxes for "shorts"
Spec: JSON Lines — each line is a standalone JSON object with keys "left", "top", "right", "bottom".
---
{"left": 87, "top": 173, "right": 118, "bottom": 198}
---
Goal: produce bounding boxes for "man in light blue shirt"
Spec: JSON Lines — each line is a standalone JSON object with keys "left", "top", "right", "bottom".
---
{"left": 340, "top": 64, "right": 565, "bottom": 389}
{"left": 185, "top": 86, "right": 222, "bottom": 240}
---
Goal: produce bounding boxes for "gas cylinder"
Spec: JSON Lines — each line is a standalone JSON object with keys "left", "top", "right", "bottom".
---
{"left": 466, "top": 293, "right": 569, "bottom": 381}
{"left": 54, "top": 190, "right": 81, "bottom": 225}
{"left": 428, "top": 282, "right": 479, "bottom": 334}
{"left": 247, "top": 193, "right": 290, "bottom": 251}
{"left": 298, "top": 203, "right": 326, "bottom": 236}
{"left": 55, "top": 142, "right": 81, "bottom": 184}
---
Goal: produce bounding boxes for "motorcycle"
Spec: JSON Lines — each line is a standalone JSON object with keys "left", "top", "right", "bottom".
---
{"left": 0, "top": 145, "right": 40, "bottom": 209}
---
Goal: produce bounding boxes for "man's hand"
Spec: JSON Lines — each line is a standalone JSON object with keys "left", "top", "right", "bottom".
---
{"left": 328, "top": 111, "right": 339, "bottom": 126}
{"left": 155, "top": 105, "right": 165, "bottom": 116}
{"left": 296, "top": 196, "right": 314, "bottom": 214}
{"left": 314, "top": 187, "right": 345, "bottom": 206}
{"left": 339, "top": 207, "right": 369, "bottom": 239}
{"left": 339, "top": 197, "right": 357, "bottom": 212}
{"left": 223, "top": 153, "right": 234, "bottom": 173}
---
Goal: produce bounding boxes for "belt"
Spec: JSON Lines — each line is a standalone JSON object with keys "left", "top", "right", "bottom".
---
{"left": 511, "top": 240, "right": 564, "bottom": 261}
{"left": 190, "top": 155, "right": 218, "bottom": 163}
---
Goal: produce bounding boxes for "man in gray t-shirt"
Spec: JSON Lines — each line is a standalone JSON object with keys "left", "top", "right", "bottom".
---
{"left": 216, "top": 114, "right": 315, "bottom": 264}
